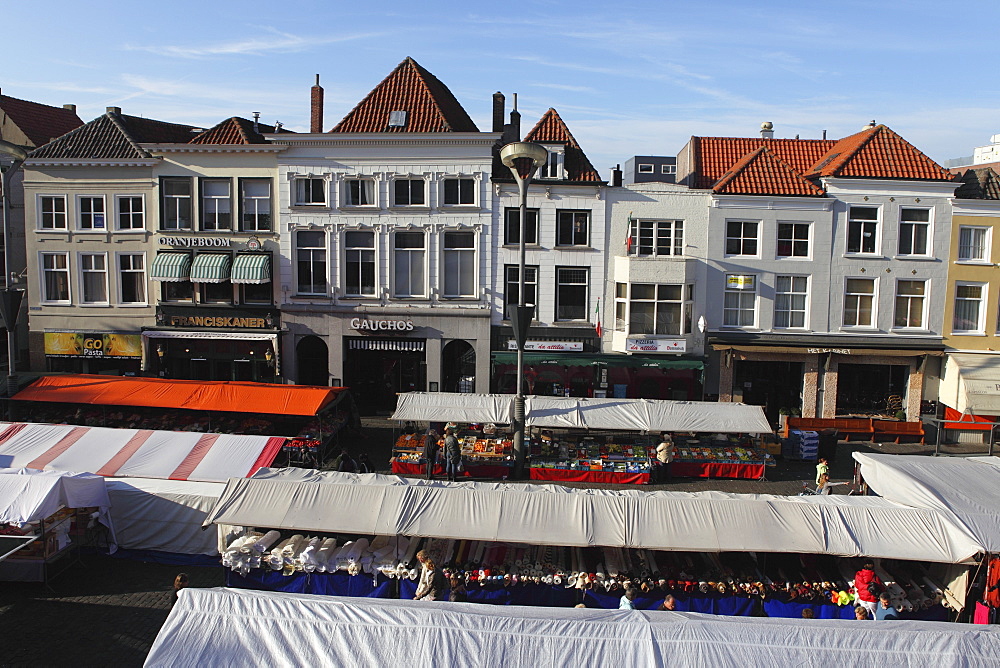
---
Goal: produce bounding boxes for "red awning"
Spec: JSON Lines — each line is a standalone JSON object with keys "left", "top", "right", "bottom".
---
{"left": 13, "top": 374, "right": 345, "bottom": 417}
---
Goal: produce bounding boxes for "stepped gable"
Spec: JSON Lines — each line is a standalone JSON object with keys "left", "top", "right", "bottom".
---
{"left": 0, "top": 94, "right": 82, "bottom": 148}
{"left": 954, "top": 167, "right": 1000, "bottom": 200}
{"left": 29, "top": 109, "right": 198, "bottom": 160}
{"left": 713, "top": 146, "right": 824, "bottom": 197}
{"left": 189, "top": 117, "right": 291, "bottom": 145}
{"left": 689, "top": 136, "right": 834, "bottom": 189}
{"left": 523, "top": 108, "right": 602, "bottom": 183}
{"left": 330, "top": 57, "right": 478, "bottom": 133}
{"left": 807, "top": 124, "right": 952, "bottom": 180}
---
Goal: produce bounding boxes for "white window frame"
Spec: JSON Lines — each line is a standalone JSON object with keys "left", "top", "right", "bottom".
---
{"left": 38, "top": 194, "right": 67, "bottom": 231}
{"left": 341, "top": 177, "right": 377, "bottom": 208}
{"left": 538, "top": 148, "right": 562, "bottom": 180}
{"left": 161, "top": 177, "right": 193, "bottom": 231}
{"left": 953, "top": 282, "right": 987, "bottom": 334}
{"left": 555, "top": 267, "right": 590, "bottom": 322}
{"left": 115, "top": 194, "right": 145, "bottom": 231}
{"left": 292, "top": 176, "right": 328, "bottom": 207}
{"left": 200, "top": 178, "right": 232, "bottom": 231}
{"left": 76, "top": 195, "right": 107, "bottom": 232}
{"left": 897, "top": 207, "right": 932, "bottom": 257}
{"left": 503, "top": 208, "right": 539, "bottom": 246}
{"left": 725, "top": 220, "right": 760, "bottom": 257}
{"left": 774, "top": 275, "right": 809, "bottom": 329}
{"left": 893, "top": 278, "right": 927, "bottom": 330}
{"left": 391, "top": 230, "right": 427, "bottom": 298}
{"left": 842, "top": 277, "right": 877, "bottom": 329}
{"left": 661, "top": 164, "right": 676, "bottom": 175}
{"left": 628, "top": 219, "right": 684, "bottom": 257}
{"left": 239, "top": 178, "right": 271, "bottom": 232}
{"left": 776, "top": 221, "right": 811, "bottom": 259}
{"left": 504, "top": 265, "right": 538, "bottom": 320}
{"left": 342, "top": 229, "right": 377, "bottom": 298}
{"left": 39, "top": 251, "right": 71, "bottom": 304}
{"left": 638, "top": 163, "right": 654, "bottom": 173}
{"left": 555, "top": 210, "right": 590, "bottom": 247}
{"left": 117, "top": 252, "right": 147, "bottom": 306}
{"left": 441, "top": 230, "right": 477, "bottom": 298}
{"left": 391, "top": 178, "right": 427, "bottom": 208}
{"left": 957, "top": 225, "right": 991, "bottom": 263}
{"left": 723, "top": 274, "right": 757, "bottom": 328}
{"left": 617, "top": 283, "right": 693, "bottom": 336}
{"left": 441, "top": 177, "right": 477, "bottom": 207}
{"left": 846, "top": 205, "right": 881, "bottom": 255}
{"left": 295, "top": 230, "right": 328, "bottom": 296}
{"left": 78, "top": 252, "right": 109, "bottom": 305}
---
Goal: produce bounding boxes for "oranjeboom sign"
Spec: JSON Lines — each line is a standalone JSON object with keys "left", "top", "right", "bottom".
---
{"left": 349, "top": 318, "right": 415, "bottom": 332}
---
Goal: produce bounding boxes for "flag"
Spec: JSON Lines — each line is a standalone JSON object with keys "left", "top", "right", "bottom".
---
{"left": 594, "top": 298, "right": 602, "bottom": 338}
{"left": 625, "top": 211, "right": 634, "bottom": 253}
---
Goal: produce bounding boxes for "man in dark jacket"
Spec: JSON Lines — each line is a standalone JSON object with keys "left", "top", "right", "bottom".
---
{"left": 444, "top": 428, "right": 461, "bottom": 482}
{"left": 423, "top": 429, "right": 440, "bottom": 480}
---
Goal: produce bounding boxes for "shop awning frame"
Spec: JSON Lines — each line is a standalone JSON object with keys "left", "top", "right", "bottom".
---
{"left": 190, "top": 253, "right": 232, "bottom": 284}
{"left": 150, "top": 252, "right": 192, "bottom": 282}
{"left": 230, "top": 254, "right": 271, "bottom": 285}
{"left": 491, "top": 352, "right": 703, "bottom": 369}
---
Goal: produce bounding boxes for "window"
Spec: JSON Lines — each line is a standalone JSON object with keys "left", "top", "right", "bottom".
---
{"left": 616, "top": 283, "right": 693, "bottom": 335}
{"left": 898, "top": 208, "right": 930, "bottom": 256}
{"left": 293, "top": 177, "right": 326, "bottom": 206}
{"left": 296, "top": 230, "right": 327, "bottom": 295}
{"left": 556, "top": 211, "right": 589, "bottom": 246}
{"left": 344, "top": 230, "right": 375, "bottom": 297}
{"left": 393, "top": 179, "right": 425, "bottom": 206}
{"left": 504, "top": 265, "right": 538, "bottom": 320}
{"left": 240, "top": 282, "right": 271, "bottom": 305}
{"left": 39, "top": 196, "right": 66, "bottom": 230}
{"left": 201, "top": 179, "right": 232, "bottom": 231}
{"left": 40, "top": 252, "right": 70, "bottom": 303}
{"left": 162, "top": 280, "right": 193, "bottom": 303}
{"left": 958, "top": 226, "right": 990, "bottom": 262}
{"left": 843, "top": 278, "right": 876, "bottom": 328}
{"left": 894, "top": 280, "right": 926, "bottom": 329}
{"left": 240, "top": 179, "right": 271, "bottom": 231}
{"left": 776, "top": 222, "right": 810, "bottom": 258}
{"left": 555, "top": 267, "right": 588, "bottom": 320}
{"left": 118, "top": 253, "right": 146, "bottom": 304}
{"left": 723, "top": 274, "right": 757, "bottom": 327}
{"left": 343, "top": 178, "right": 375, "bottom": 207}
{"left": 725, "top": 221, "right": 759, "bottom": 256}
{"left": 638, "top": 164, "right": 654, "bottom": 173}
{"left": 774, "top": 276, "right": 808, "bottom": 328}
{"left": 628, "top": 219, "right": 683, "bottom": 256}
{"left": 504, "top": 208, "right": 539, "bottom": 245}
{"left": 954, "top": 283, "right": 985, "bottom": 333}
{"left": 161, "top": 178, "right": 192, "bottom": 230}
{"left": 199, "top": 282, "right": 232, "bottom": 305}
{"left": 78, "top": 196, "right": 106, "bottom": 230}
{"left": 79, "top": 253, "right": 108, "bottom": 304}
{"left": 661, "top": 164, "right": 676, "bottom": 175}
{"left": 539, "top": 150, "right": 560, "bottom": 179}
{"left": 116, "top": 196, "right": 144, "bottom": 230}
{"left": 847, "top": 206, "right": 879, "bottom": 254}
{"left": 442, "top": 178, "right": 475, "bottom": 206}
{"left": 393, "top": 231, "right": 425, "bottom": 297}
{"left": 442, "top": 231, "right": 476, "bottom": 297}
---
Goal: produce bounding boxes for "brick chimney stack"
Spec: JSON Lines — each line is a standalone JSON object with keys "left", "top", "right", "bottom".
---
{"left": 310, "top": 74, "right": 324, "bottom": 133}
{"left": 492, "top": 92, "right": 505, "bottom": 133}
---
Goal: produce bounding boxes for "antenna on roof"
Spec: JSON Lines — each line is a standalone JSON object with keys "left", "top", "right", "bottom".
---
{"left": 252, "top": 111, "right": 260, "bottom": 134}
{"left": 274, "top": 121, "right": 282, "bottom": 132}
{"left": 513, "top": 93, "right": 518, "bottom": 111}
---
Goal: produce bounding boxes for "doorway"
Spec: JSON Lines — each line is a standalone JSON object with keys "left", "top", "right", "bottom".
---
{"left": 442, "top": 339, "right": 476, "bottom": 393}
{"left": 296, "top": 335, "right": 329, "bottom": 386}
{"left": 733, "top": 360, "right": 804, "bottom": 425}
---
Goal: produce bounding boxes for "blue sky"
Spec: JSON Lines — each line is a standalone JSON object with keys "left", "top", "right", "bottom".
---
{"left": 3, "top": 0, "right": 998, "bottom": 172}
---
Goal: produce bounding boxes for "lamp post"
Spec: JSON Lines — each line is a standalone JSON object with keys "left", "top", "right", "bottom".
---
{"left": 0, "top": 139, "right": 28, "bottom": 387}
{"left": 500, "top": 141, "right": 548, "bottom": 477}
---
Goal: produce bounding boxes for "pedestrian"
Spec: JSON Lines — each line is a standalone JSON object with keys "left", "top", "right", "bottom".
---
{"left": 656, "top": 435, "right": 674, "bottom": 483}
{"left": 815, "top": 457, "right": 829, "bottom": 485}
{"left": 801, "top": 608, "right": 815, "bottom": 619}
{"left": 444, "top": 427, "right": 462, "bottom": 482}
{"left": 447, "top": 575, "right": 468, "bottom": 602}
{"left": 357, "top": 453, "right": 373, "bottom": 474}
{"left": 815, "top": 473, "right": 848, "bottom": 495}
{"left": 658, "top": 594, "right": 677, "bottom": 611}
{"left": 854, "top": 606, "right": 870, "bottom": 620}
{"left": 423, "top": 428, "right": 440, "bottom": 480}
{"left": 172, "top": 572, "right": 189, "bottom": 605}
{"left": 413, "top": 550, "right": 446, "bottom": 601}
{"left": 874, "top": 592, "right": 900, "bottom": 620}
{"left": 853, "top": 561, "right": 883, "bottom": 618}
{"left": 335, "top": 448, "right": 358, "bottom": 473}
{"left": 619, "top": 587, "right": 638, "bottom": 610}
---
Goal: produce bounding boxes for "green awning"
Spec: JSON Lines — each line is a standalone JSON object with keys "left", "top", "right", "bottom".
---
{"left": 491, "top": 352, "right": 703, "bottom": 370}
{"left": 230, "top": 254, "right": 271, "bottom": 284}
{"left": 149, "top": 252, "right": 192, "bottom": 282}
{"left": 190, "top": 253, "right": 232, "bottom": 283}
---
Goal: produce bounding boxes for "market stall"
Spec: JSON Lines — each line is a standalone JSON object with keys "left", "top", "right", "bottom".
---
{"left": 392, "top": 428, "right": 513, "bottom": 479}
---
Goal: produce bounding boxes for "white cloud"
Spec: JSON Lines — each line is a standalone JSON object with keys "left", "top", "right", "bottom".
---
{"left": 126, "top": 29, "right": 383, "bottom": 59}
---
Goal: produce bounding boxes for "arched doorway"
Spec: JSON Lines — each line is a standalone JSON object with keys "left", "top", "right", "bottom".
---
{"left": 442, "top": 340, "right": 476, "bottom": 393}
{"left": 296, "top": 335, "right": 329, "bottom": 386}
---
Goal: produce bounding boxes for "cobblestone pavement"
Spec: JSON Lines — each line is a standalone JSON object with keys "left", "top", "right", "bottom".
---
{"left": 2, "top": 416, "right": 985, "bottom": 666}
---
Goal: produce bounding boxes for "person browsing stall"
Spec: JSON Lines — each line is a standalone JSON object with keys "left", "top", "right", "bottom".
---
{"left": 619, "top": 588, "right": 638, "bottom": 610}
{"left": 875, "top": 592, "right": 900, "bottom": 620}
{"left": 854, "top": 561, "right": 884, "bottom": 617}
{"left": 655, "top": 435, "right": 674, "bottom": 483}
{"left": 413, "top": 550, "right": 446, "bottom": 601}
{"left": 444, "top": 428, "right": 462, "bottom": 482}
{"left": 422, "top": 429, "right": 440, "bottom": 480}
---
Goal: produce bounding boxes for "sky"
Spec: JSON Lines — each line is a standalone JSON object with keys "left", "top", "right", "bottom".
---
{"left": 3, "top": 0, "right": 999, "bottom": 174}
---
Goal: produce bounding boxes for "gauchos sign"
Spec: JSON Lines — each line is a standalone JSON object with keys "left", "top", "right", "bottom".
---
{"left": 350, "top": 317, "right": 415, "bottom": 332}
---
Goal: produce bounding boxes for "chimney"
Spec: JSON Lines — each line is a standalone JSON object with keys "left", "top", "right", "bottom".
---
{"left": 492, "top": 92, "right": 505, "bottom": 133}
{"left": 252, "top": 111, "right": 260, "bottom": 134}
{"left": 508, "top": 92, "right": 521, "bottom": 139}
{"left": 760, "top": 121, "right": 774, "bottom": 139}
{"left": 611, "top": 164, "right": 623, "bottom": 187}
{"left": 822, "top": 129, "right": 827, "bottom": 140}
{"left": 310, "top": 74, "right": 324, "bottom": 133}
{"left": 106, "top": 106, "right": 121, "bottom": 115}
{"left": 63, "top": 104, "right": 76, "bottom": 113}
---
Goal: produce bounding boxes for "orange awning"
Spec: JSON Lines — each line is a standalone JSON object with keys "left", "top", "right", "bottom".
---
{"left": 12, "top": 374, "right": 345, "bottom": 417}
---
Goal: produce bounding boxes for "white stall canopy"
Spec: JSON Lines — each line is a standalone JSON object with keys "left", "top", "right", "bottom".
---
{"left": 0, "top": 467, "right": 114, "bottom": 538}
{"left": 203, "top": 469, "right": 983, "bottom": 563}
{"left": 854, "top": 452, "right": 1000, "bottom": 553}
{"left": 146, "top": 587, "right": 1000, "bottom": 668}
{"left": 391, "top": 393, "right": 771, "bottom": 433}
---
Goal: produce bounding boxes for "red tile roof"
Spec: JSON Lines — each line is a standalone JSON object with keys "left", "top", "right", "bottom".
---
{"left": 523, "top": 108, "right": 602, "bottom": 183}
{"left": 30, "top": 110, "right": 198, "bottom": 160}
{"left": 713, "top": 147, "right": 824, "bottom": 197}
{"left": 807, "top": 125, "right": 952, "bottom": 180}
{"left": 954, "top": 167, "right": 1000, "bottom": 200}
{"left": 688, "top": 137, "right": 834, "bottom": 189}
{"left": 0, "top": 94, "right": 82, "bottom": 148}
{"left": 330, "top": 57, "right": 478, "bottom": 133}
{"left": 189, "top": 117, "right": 290, "bottom": 144}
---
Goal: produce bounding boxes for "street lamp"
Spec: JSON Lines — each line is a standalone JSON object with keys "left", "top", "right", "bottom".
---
{"left": 0, "top": 139, "right": 28, "bottom": 388}
{"left": 500, "top": 141, "right": 548, "bottom": 477}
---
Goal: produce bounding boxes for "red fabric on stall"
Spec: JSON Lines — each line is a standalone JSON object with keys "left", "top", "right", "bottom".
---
{"left": 391, "top": 461, "right": 511, "bottom": 479}
{"left": 529, "top": 468, "right": 650, "bottom": 485}
{"left": 246, "top": 437, "right": 287, "bottom": 477}
{"left": 670, "top": 461, "right": 764, "bottom": 479}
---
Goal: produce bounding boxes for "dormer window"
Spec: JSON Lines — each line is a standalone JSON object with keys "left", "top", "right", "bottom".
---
{"left": 539, "top": 148, "right": 563, "bottom": 179}
{"left": 388, "top": 110, "right": 408, "bottom": 128}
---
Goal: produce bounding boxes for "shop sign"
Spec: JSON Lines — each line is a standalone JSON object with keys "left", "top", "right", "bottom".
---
{"left": 156, "top": 306, "right": 278, "bottom": 329}
{"left": 158, "top": 236, "right": 231, "bottom": 247}
{"left": 625, "top": 338, "right": 686, "bottom": 353}
{"left": 807, "top": 348, "right": 852, "bottom": 355}
{"left": 506, "top": 340, "right": 583, "bottom": 352}
{"left": 726, "top": 275, "right": 756, "bottom": 290}
{"left": 350, "top": 317, "right": 415, "bottom": 332}
{"left": 44, "top": 332, "right": 142, "bottom": 359}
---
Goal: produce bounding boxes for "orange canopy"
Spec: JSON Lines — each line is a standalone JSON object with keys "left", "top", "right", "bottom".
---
{"left": 13, "top": 374, "right": 345, "bottom": 417}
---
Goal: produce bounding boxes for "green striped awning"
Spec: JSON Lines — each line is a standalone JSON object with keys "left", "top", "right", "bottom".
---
{"left": 190, "top": 253, "right": 232, "bottom": 284}
{"left": 149, "top": 252, "right": 192, "bottom": 282}
{"left": 230, "top": 253, "right": 272, "bottom": 284}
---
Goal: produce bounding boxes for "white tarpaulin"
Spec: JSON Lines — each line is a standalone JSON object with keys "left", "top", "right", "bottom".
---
{"left": 202, "top": 469, "right": 983, "bottom": 563}
{"left": 853, "top": 452, "right": 1000, "bottom": 553}
{"left": 146, "top": 587, "right": 1000, "bottom": 668}
{"left": 939, "top": 353, "right": 1000, "bottom": 415}
{"left": 0, "top": 467, "right": 114, "bottom": 539}
{"left": 391, "top": 393, "right": 771, "bottom": 433}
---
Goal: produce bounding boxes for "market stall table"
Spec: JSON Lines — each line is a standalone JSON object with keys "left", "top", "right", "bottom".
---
{"left": 671, "top": 445, "right": 768, "bottom": 480}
